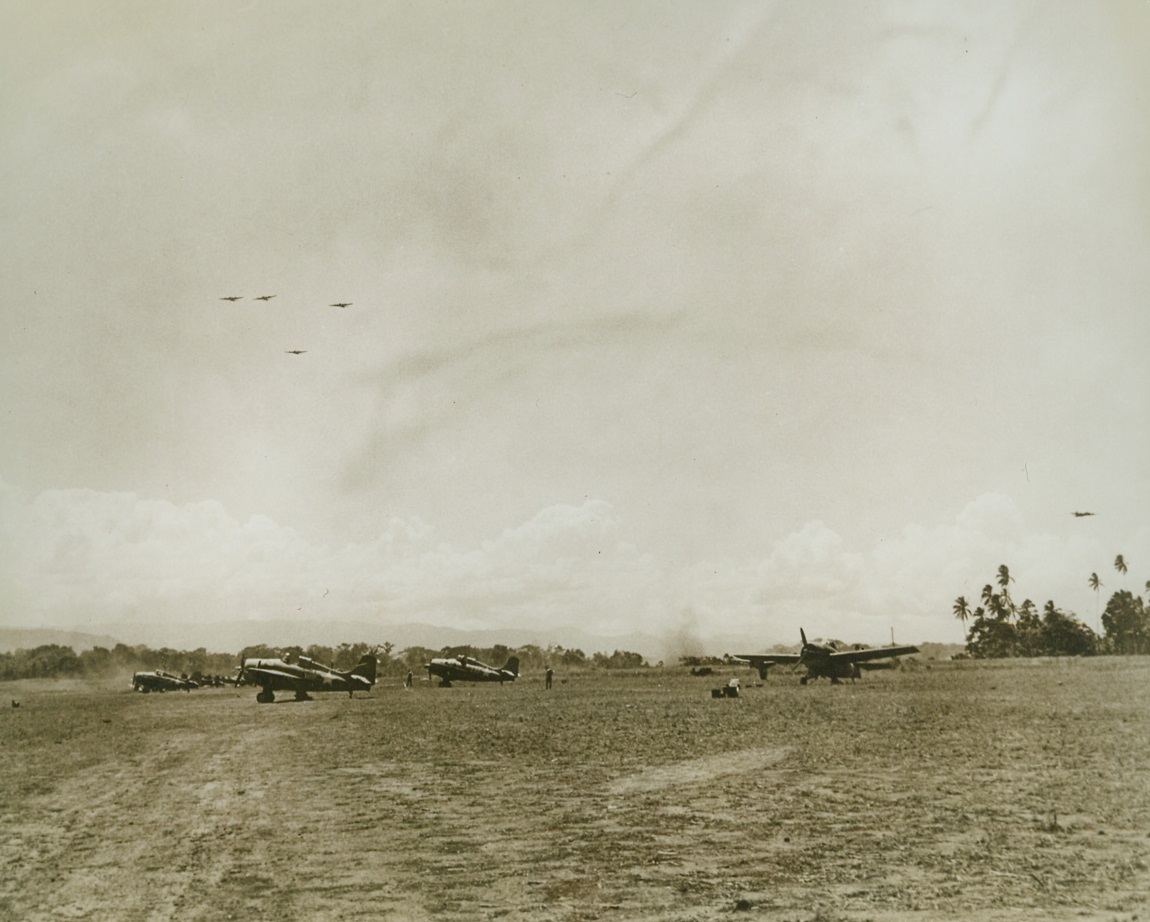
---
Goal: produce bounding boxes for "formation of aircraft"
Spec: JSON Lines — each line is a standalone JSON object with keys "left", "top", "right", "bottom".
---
{"left": 735, "top": 629, "right": 918, "bottom": 685}
{"left": 426, "top": 653, "right": 519, "bottom": 687}
{"left": 215, "top": 295, "right": 352, "bottom": 354}
{"left": 218, "top": 295, "right": 347, "bottom": 306}
{"left": 235, "top": 651, "right": 377, "bottom": 703}
{"left": 131, "top": 670, "right": 197, "bottom": 693}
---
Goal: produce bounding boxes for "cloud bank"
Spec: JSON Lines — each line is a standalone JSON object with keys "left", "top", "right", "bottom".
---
{"left": 4, "top": 477, "right": 1144, "bottom": 649}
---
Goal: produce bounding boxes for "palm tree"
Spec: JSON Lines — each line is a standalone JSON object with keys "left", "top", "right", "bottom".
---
{"left": 979, "top": 581, "right": 1009, "bottom": 622}
{"left": 1115, "top": 555, "right": 1128, "bottom": 588}
{"left": 1016, "top": 599, "right": 1040, "bottom": 656}
{"left": 953, "top": 596, "right": 971, "bottom": 641}
{"left": 1089, "top": 572, "right": 1103, "bottom": 633}
{"left": 996, "top": 564, "right": 1015, "bottom": 614}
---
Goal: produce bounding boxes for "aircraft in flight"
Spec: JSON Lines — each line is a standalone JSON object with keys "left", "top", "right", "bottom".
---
{"left": 219, "top": 295, "right": 243, "bottom": 301}
{"left": 285, "top": 350, "right": 307, "bottom": 355}
{"left": 236, "top": 651, "right": 377, "bottom": 703}
{"left": 735, "top": 629, "right": 918, "bottom": 685}
{"left": 426, "top": 653, "right": 520, "bottom": 687}
{"left": 132, "top": 670, "right": 197, "bottom": 693}
{"left": 330, "top": 302, "right": 352, "bottom": 308}
{"left": 1071, "top": 511, "right": 1095, "bottom": 517}
{"left": 254, "top": 294, "right": 276, "bottom": 301}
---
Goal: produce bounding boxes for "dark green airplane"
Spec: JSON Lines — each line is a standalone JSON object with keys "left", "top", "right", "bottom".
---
{"left": 236, "top": 651, "right": 377, "bottom": 703}
{"left": 132, "top": 670, "right": 197, "bottom": 693}
{"left": 425, "top": 653, "right": 519, "bottom": 687}
{"left": 735, "top": 629, "right": 918, "bottom": 684}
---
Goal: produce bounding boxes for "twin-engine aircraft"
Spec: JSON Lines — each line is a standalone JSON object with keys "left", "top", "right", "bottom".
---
{"left": 132, "top": 670, "right": 197, "bottom": 693}
{"left": 236, "top": 651, "right": 377, "bottom": 703}
{"left": 426, "top": 653, "right": 519, "bottom": 687}
{"left": 735, "top": 629, "right": 918, "bottom": 685}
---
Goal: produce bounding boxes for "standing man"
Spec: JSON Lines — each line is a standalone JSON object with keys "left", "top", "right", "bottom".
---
{"left": 406, "top": 670, "right": 414, "bottom": 690}
{"left": 545, "top": 666, "right": 554, "bottom": 690}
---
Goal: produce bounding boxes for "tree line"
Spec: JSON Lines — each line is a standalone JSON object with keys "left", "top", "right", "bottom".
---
{"left": 0, "top": 640, "right": 650, "bottom": 683}
{"left": 954, "top": 556, "right": 1148, "bottom": 658}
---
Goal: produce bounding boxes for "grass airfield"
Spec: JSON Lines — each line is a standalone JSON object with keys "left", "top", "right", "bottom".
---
{"left": 2, "top": 659, "right": 1149, "bottom": 921}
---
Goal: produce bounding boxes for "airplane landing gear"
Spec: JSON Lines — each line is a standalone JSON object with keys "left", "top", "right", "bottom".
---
{"left": 257, "top": 689, "right": 275, "bottom": 704}
{"left": 294, "top": 690, "right": 313, "bottom": 702}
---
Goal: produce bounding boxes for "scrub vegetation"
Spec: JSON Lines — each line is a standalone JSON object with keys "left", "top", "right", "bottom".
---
{"left": 0, "top": 642, "right": 648, "bottom": 684}
{"left": 956, "top": 561, "right": 1148, "bottom": 659}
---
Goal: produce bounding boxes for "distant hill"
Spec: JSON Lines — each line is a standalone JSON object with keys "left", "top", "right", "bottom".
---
{"left": 33, "top": 619, "right": 670, "bottom": 661}
{"left": 0, "top": 627, "right": 121, "bottom": 653}
{"left": 1, "top": 619, "right": 955, "bottom": 663}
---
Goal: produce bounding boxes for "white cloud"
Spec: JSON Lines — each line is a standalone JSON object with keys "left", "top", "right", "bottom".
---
{"left": 3, "top": 477, "right": 1147, "bottom": 650}
{"left": 0, "top": 481, "right": 663, "bottom": 637}
{"left": 670, "top": 494, "right": 1149, "bottom": 646}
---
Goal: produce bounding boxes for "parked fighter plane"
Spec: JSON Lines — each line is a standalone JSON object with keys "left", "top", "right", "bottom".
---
{"left": 426, "top": 653, "right": 519, "bottom": 687}
{"left": 235, "top": 651, "right": 377, "bottom": 703}
{"left": 132, "top": 670, "right": 197, "bottom": 693}
{"left": 735, "top": 629, "right": 918, "bottom": 684}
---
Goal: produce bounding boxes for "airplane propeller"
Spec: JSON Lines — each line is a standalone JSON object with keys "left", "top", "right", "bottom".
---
{"left": 794, "top": 628, "right": 819, "bottom": 673}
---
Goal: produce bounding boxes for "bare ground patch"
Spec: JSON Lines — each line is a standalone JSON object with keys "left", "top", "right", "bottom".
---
{"left": 2, "top": 660, "right": 1149, "bottom": 920}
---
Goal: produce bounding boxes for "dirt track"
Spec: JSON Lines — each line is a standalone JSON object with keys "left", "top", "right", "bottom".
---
{"left": 2, "top": 659, "right": 1149, "bottom": 920}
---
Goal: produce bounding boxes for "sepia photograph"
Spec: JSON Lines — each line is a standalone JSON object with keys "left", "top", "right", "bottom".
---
{"left": 2, "top": 2, "right": 1149, "bottom": 919}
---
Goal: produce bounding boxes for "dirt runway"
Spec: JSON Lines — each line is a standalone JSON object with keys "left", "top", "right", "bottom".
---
{"left": 2, "top": 659, "right": 1149, "bottom": 920}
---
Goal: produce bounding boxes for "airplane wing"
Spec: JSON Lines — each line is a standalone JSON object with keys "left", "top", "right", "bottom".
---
{"left": 828, "top": 645, "right": 918, "bottom": 663}
{"left": 733, "top": 653, "right": 802, "bottom": 666}
{"left": 243, "top": 666, "right": 302, "bottom": 683}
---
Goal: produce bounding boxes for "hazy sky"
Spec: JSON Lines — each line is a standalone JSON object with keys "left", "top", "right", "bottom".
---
{"left": 3, "top": 1, "right": 1148, "bottom": 649}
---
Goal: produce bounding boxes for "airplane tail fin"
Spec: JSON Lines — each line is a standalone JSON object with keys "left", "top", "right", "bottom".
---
{"left": 350, "top": 654, "right": 377, "bottom": 686}
{"left": 503, "top": 656, "right": 520, "bottom": 678}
